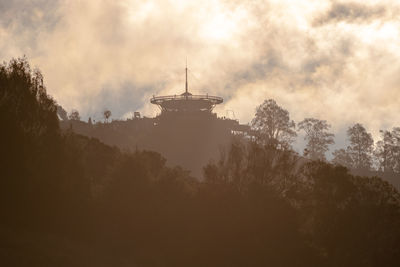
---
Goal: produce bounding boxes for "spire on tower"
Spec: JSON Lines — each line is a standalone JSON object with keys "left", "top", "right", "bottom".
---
{"left": 150, "top": 61, "right": 223, "bottom": 113}
{"left": 185, "top": 58, "right": 188, "bottom": 94}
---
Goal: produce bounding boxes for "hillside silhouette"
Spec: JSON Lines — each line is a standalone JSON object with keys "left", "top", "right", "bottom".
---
{"left": 60, "top": 96, "right": 400, "bottom": 190}
{"left": 1, "top": 57, "right": 400, "bottom": 266}
{"left": 60, "top": 111, "right": 247, "bottom": 178}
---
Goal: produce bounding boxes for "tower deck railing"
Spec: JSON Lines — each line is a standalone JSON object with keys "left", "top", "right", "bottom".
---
{"left": 150, "top": 94, "right": 223, "bottom": 104}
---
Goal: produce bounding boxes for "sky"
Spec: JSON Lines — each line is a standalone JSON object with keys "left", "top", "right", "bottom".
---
{"left": 1, "top": 0, "right": 399, "bottom": 153}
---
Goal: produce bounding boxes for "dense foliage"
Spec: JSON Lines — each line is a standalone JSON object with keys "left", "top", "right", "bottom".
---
{"left": 251, "top": 99, "right": 296, "bottom": 149}
{"left": 298, "top": 118, "right": 335, "bottom": 161}
{"left": 1, "top": 58, "right": 400, "bottom": 266}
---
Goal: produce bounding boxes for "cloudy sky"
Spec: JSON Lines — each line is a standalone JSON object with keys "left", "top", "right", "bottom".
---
{"left": 1, "top": 0, "right": 399, "bottom": 152}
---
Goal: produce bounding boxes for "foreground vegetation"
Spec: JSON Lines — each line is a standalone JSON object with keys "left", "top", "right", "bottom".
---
{"left": 1, "top": 58, "right": 400, "bottom": 266}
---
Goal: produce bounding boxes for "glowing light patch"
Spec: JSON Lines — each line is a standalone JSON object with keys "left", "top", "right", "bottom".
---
{"left": 356, "top": 21, "right": 400, "bottom": 54}
{"left": 200, "top": 12, "right": 238, "bottom": 41}
{"left": 126, "top": 1, "right": 156, "bottom": 23}
{"left": 197, "top": 3, "right": 250, "bottom": 44}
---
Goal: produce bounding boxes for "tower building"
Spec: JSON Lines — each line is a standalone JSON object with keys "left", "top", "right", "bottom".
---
{"left": 150, "top": 67, "right": 223, "bottom": 113}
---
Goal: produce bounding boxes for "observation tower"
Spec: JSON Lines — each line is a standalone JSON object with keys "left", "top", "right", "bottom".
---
{"left": 150, "top": 67, "right": 223, "bottom": 113}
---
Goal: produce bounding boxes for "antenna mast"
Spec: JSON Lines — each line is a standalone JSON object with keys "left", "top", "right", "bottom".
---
{"left": 185, "top": 58, "right": 188, "bottom": 94}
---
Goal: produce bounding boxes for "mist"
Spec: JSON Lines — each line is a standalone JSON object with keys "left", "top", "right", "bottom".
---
{"left": 1, "top": 0, "right": 400, "bottom": 142}
{"left": 2, "top": 1, "right": 400, "bottom": 266}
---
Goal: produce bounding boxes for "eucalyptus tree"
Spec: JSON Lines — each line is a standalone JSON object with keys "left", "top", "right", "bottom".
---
{"left": 298, "top": 118, "right": 335, "bottom": 161}
{"left": 347, "top": 123, "right": 374, "bottom": 170}
{"left": 375, "top": 127, "right": 400, "bottom": 172}
{"left": 332, "top": 148, "right": 353, "bottom": 168}
{"left": 251, "top": 99, "right": 296, "bottom": 150}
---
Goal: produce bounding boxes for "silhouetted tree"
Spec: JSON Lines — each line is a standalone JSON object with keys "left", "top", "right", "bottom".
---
{"left": 204, "top": 138, "right": 299, "bottom": 193}
{"left": 206, "top": 140, "right": 400, "bottom": 267}
{"left": 0, "top": 57, "right": 89, "bottom": 232}
{"left": 298, "top": 118, "right": 334, "bottom": 161}
{"left": 347, "top": 123, "right": 374, "bottom": 170}
{"left": 0, "top": 57, "right": 59, "bottom": 139}
{"left": 251, "top": 99, "right": 296, "bottom": 149}
{"left": 332, "top": 148, "right": 353, "bottom": 168}
{"left": 68, "top": 109, "right": 80, "bottom": 121}
{"left": 103, "top": 109, "right": 111, "bottom": 123}
{"left": 375, "top": 128, "right": 400, "bottom": 173}
{"left": 297, "top": 161, "right": 400, "bottom": 267}
{"left": 57, "top": 105, "right": 68, "bottom": 121}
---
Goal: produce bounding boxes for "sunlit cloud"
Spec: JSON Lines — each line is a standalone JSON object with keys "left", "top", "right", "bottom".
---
{"left": 1, "top": 0, "right": 400, "bottom": 149}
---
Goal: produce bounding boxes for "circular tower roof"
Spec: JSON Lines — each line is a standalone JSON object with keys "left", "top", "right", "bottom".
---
{"left": 150, "top": 92, "right": 223, "bottom": 112}
{"left": 150, "top": 67, "right": 223, "bottom": 112}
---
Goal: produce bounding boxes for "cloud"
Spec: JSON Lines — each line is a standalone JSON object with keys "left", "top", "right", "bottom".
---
{"left": 1, "top": 0, "right": 400, "bottom": 150}
{"left": 313, "top": 1, "right": 390, "bottom": 26}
